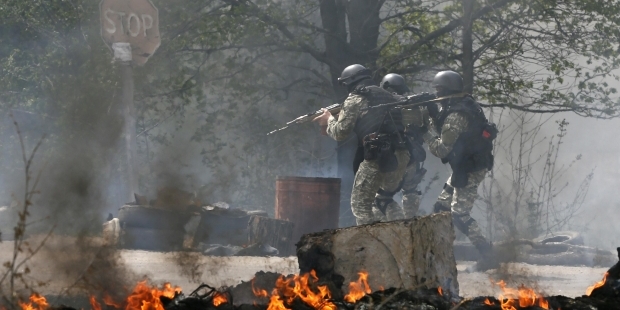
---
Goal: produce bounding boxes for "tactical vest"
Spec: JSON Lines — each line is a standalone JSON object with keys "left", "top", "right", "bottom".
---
{"left": 435, "top": 96, "right": 496, "bottom": 179}
{"left": 352, "top": 85, "right": 405, "bottom": 146}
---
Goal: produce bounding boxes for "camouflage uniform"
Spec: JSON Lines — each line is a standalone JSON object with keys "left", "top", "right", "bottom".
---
{"left": 421, "top": 103, "right": 491, "bottom": 254}
{"left": 327, "top": 93, "right": 408, "bottom": 225}
{"left": 399, "top": 107, "right": 428, "bottom": 218}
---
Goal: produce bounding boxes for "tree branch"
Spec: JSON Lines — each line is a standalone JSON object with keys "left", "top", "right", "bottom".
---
{"left": 379, "top": 0, "right": 518, "bottom": 70}
{"left": 222, "top": 0, "right": 335, "bottom": 68}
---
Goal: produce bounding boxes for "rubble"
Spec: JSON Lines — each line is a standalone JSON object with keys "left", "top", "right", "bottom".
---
{"left": 248, "top": 215, "right": 295, "bottom": 256}
{"left": 199, "top": 243, "right": 279, "bottom": 257}
{"left": 103, "top": 188, "right": 292, "bottom": 255}
{"left": 454, "top": 236, "right": 617, "bottom": 267}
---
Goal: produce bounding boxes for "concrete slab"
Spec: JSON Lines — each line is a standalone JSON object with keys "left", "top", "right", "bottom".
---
{"left": 297, "top": 212, "right": 459, "bottom": 297}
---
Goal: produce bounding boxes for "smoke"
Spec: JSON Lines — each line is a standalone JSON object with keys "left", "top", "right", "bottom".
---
{"left": 0, "top": 50, "right": 140, "bottom": 296}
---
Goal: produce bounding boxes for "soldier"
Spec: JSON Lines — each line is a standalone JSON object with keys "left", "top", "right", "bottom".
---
{"left": 413, "top": 70, "right": 498, "bottom": 269}
{"left": 312, "top": 64, "right": 408, "bottom": 225}
{"left": 379, "top": 73, "right": 427, "bottom": 219}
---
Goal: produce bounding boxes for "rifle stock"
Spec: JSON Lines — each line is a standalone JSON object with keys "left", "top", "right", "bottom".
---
{"left": 267, "top": 103, "right": 341, "bottom": 135}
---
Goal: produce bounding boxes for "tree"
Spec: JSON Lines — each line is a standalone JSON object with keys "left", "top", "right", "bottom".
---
{"left": 1, "top": 0, "right": 619, "bottom": 225}
{"left": 144, "top": 0, "right": 620, "bottom": 220}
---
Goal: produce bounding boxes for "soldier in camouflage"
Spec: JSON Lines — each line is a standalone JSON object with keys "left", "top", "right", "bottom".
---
{"left": 411, "top": 70, "right": 497, "bottom": 269}
{"left": 377, "top": 73, "right": 428, "bottom": 219}
{"left": 313, "top": 65, "right": 408, "bottom": 225}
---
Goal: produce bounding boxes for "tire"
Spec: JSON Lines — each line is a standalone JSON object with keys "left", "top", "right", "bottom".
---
{"left": 117, "top": 205, "right": 191, "bottom": 230}
{"left": 533, "top": 231, "right": 584, "bottom": 246}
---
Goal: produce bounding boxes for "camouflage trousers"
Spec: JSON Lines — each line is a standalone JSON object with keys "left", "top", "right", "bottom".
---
{"left": 373, "top": 161, "right": 422, "bottom": 221}
{"left": 434, "top": 169, "right": 490, "bottom": 253}
{"left": 352, "top": 149, "right": 409, "bottom": 225}
{"left": 400, "top": 162, "right": 423, "bottom": 218}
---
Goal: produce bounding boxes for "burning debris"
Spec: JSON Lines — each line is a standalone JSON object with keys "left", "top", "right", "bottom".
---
{"left": 586, "top": 247, "right": 620, "bottom": 298}
{"left": 7, "top": 224, "right": 620, "bottom": 310}
{"left": 15, "top": 211, "right": 620, "bottom": 310}
{"left": 13, "top": 264, "right": 620, "bottom": 310}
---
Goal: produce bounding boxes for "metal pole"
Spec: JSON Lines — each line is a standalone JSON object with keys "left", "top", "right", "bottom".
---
{"left": 121, "top": 62, "right": 138, "bottom": 201}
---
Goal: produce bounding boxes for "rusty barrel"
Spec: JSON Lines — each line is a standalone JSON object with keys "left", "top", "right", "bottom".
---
{"left": 275, "top": 176, "right": 341, "bottom": 248}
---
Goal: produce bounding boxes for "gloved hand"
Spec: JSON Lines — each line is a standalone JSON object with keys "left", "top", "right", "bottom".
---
{"left": 423, "top": 113, "right": 431, "bottom": 129}
{"left": 425, "top": 102, "right": 439, "bottom": 119}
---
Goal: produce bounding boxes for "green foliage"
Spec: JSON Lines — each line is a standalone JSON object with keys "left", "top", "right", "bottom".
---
{"left": 1, "top": 0, "right": 619, "bottom": 215}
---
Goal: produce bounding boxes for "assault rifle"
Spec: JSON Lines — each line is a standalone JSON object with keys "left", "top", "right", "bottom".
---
{"left": 267, "top": 103, "right": 341, "bottom": 135}
{"left": 266, "top": 92, "right": 466, "bottom": 135}
{"left": 361, "top": 92, "right": 467, "bottom": 111}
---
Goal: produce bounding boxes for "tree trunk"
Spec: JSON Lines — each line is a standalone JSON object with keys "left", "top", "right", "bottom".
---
{"left": 462, "top": 0, "right": 475, "bottom": 94}
{"left": 345, "top": 0, "right": 382, "bottom": 67}
{"left": 319, "top": 1, "right": 385, "bottom": 227}
{"left": 319, "top": 0, "right": 350, "bottom": 100}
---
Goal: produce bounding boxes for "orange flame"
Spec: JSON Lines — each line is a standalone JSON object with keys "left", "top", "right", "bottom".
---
{"left": 484, "top": 298, "right": 493, "bottom": 305}
{"left": 344, "top": 271, "right": 371, "bottom": 303}
{"left": 586, "top": 272, "right": 608, "bottom": 296}
{"left": 267, "top": 291, "right": 287, "bottom": 310}
{"left": 19, "top": 293, "right": 49, "bottom": 310}
{"left": 103, "top": 294, "right": 123, "bottom": 308}
{"left": 437, "top": 286, "right": 443, "bottom": 296}
{"left": 124, "top": 281, "right": 182, "bottom": 310}
{"left": 495, "top": 280, "right": 548, "bottom": 310}
{"left": 252, "top": 270, "right": 337, "bottom": 310}
{"left": 212, "top": 292, "right": 228, "bottom": 306}
{"left": 252, "top": 278, "right": 269, "bottom": 298}
{"left": 89, "top": 296, "right": 102, "bottom": 310}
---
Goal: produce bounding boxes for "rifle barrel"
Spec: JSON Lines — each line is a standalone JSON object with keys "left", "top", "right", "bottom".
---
{"left": 266, "top": 103, "right": 342, "bottom": 135}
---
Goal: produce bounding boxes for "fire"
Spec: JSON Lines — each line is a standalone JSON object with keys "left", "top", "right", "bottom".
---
{"left": 586, "top": 272, "right": 608, "bottom": 296}
{"left": 252, "top": 278, "right": 270, "bottom": 298}
{"left": 344, "top": 271, "right": 371, "bottom": 303}
{"left": 124, "top": 281, "right": 181, "bottom": 310}
{"left": 89, "top": 281, "right": 182, "bottom": 310}
{"left": 252, "top": 270, "right": 337, "bottom": 310}
{"left": 104, "top": 294, "right": 123, "bottom": 308}
{"left": 19, "top": 294, "right": 48, "bottom": 310}
{"left": 89, "top": 296, "right": 102, "bottom": 310}
{"left": 495, "top": 280, "right": 548, "bottom": 310}
{"left": 484, "top": 298, "right": 494, "bottom": 305}
{"left": 437, "top": 286, "right": 443, "bottom": 296}
{"left": 212, "top": 292, "right": 228, "bottom": 306}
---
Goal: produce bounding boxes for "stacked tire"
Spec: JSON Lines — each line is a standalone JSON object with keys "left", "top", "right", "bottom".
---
{"left": 117, "top": 205, "right": 190, "bottom": 251}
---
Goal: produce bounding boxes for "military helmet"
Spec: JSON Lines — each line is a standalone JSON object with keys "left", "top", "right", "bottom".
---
{"left": 338, "top": 64, "right": 372, "bottom": 86}
{"left": 380, "top": 73, "right": 410, "bottom": 95}
{"left": 432, "top": 70, "right": 463, "bottom": 93}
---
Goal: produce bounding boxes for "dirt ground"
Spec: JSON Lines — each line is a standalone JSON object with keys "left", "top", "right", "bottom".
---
{"left": 0, "top": 238, "right": 610, "bottom": 300}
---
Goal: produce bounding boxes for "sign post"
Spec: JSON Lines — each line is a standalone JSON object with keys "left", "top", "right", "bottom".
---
{"left": 100, "top": 0, "right": 160, "bottom": 201}
{"left": 100, "top": 0, "right": 160, "bottom": 65}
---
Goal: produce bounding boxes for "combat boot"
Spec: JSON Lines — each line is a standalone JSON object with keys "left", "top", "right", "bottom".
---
{"left": 473, "top": 241, "right": 499, "bottom": 271}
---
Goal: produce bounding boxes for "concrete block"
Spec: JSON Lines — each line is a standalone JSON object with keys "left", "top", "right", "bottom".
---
{"left": 296, "top": 212, "right": 459, "bottom": 297}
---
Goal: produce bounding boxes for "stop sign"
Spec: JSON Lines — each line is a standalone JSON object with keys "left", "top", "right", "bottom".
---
{"left": 100, "top": 0, "right": 160, "bottom": 65}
